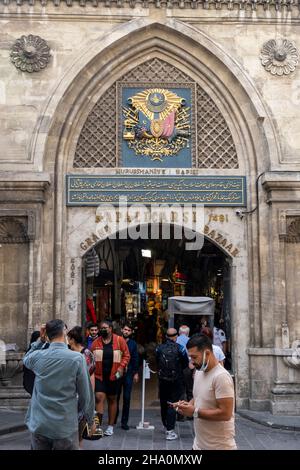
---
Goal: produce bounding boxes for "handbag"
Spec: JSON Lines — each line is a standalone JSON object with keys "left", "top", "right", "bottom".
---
{"left": 82, "top": 419, "right": 103, "bottom": 440}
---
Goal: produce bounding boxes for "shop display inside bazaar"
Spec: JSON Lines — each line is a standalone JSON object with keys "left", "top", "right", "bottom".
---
{"left": 83, "top": 234, "right": 231, "bottom": 348}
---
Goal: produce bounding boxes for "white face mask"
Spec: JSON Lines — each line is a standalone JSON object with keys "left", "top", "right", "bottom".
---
{"left": 199, "top": 350, "right": 209, "bottom": 372}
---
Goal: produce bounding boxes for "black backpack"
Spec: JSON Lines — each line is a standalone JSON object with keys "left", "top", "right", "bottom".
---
{"left": 23, "top": 342, "right": 50, "bottom": 396}
{"left": 23, "top": 365, "right": 35, "bottom": 396}
{"left": 157, "top": 341, "right": 181, "bottom": 382}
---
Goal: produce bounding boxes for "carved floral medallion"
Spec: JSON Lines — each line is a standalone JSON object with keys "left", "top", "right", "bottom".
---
{"left": 10, "top": 35, "right": 51, "bottom": 73}
{"left": 260, "top": 39, "right": 299, "bottom": 76}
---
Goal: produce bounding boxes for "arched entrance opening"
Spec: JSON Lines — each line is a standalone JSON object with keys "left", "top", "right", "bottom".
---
{"left": 82, "top": 225, "right": 232, "bottom": 370}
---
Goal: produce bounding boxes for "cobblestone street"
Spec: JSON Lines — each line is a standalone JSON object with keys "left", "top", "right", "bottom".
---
{"left": 0, "top": 412, "right": 299, "bottom": 451}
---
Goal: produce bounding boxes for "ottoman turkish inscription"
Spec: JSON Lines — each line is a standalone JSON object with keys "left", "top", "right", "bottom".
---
{"left": 66, "top": 176, "right": 246, "bottom": 206}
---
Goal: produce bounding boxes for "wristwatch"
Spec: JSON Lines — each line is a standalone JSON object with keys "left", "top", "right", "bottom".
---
{"left": 193, "top": 407, "right": 199, "bottom": 419}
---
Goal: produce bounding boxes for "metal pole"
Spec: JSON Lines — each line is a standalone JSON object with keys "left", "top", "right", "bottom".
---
{"left": 141, "top": 359, "right": 145, "bottom": 425}
{"left": 136, "top": 359, "right": 154, "bottom": 430}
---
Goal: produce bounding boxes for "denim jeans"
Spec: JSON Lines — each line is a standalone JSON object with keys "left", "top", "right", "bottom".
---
{"left": 31, "top": 431, "right": 79, "bottom": 450}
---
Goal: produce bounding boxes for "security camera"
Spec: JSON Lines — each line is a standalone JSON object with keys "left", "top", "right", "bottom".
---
{"left": 235, "top": 209, "right": 244, "bottom": 219}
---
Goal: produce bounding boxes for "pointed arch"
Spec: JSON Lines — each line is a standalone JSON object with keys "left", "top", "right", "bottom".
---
{"left": 34, "top": 19, "right": 278, "bottom": 325}
{"left": 33, "top": 19, "right": 279, "bottom": 175}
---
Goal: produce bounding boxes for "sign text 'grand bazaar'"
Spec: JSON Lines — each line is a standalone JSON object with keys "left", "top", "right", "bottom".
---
{"left": 66, "top": 175, "right": 246, "bottom": 206}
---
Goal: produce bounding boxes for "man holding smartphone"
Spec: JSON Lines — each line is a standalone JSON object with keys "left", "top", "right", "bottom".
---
{"left": 172, "top": 334, "right": 236, "bottom": 450}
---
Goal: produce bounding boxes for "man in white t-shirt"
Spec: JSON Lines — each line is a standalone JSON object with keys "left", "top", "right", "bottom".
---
{"left": 173, "top": 334, "right": 236, "bottom": 450}
{"left": 213, "top": 326, "right": 227, "bottom": 353}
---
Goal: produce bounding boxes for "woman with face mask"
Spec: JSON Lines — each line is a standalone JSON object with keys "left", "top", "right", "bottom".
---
{"left": 91, "top": 320, "right": 130, "bottom": 436}
{"left": 67, "top": 326, "right": 97, "bottom": 445}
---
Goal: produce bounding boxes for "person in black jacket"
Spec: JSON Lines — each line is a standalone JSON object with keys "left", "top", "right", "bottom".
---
{"left": 156, "top": 328, "right": 189, "bottom": 441}
{"left": 116, "top": 323, "right": 139, "bottom": 430}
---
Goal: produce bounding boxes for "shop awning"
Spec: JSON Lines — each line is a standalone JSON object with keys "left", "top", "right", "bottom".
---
{"left": 168, "top": 296, "right": 215, "bottom": 327}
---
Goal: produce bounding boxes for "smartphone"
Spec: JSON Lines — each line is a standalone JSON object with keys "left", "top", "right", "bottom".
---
{"left": 167, "top": 401, "right": 175, "bottom": 406}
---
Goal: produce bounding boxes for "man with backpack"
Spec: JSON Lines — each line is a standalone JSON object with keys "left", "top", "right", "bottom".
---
{"left": 156, "top": 327, "right": 189, "bottom": 440}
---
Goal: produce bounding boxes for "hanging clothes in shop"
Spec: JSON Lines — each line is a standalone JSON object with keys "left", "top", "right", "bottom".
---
{"left": 86, "top": 298, "right": 97, "bottom": 323}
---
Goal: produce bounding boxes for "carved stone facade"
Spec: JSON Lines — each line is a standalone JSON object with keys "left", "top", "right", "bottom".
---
{"left": 0, "top": 0, "right": 298, "bottom": 10}
{"left": 0, "top": 5, "right": 300, "bottom": 414}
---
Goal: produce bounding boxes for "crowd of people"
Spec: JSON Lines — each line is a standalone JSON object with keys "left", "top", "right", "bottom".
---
{"left": 22, "top": 316, "right": 236, "bottom": 450}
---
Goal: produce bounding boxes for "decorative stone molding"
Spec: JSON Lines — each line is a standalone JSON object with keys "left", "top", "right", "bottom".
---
{"left": 0, "top": 353, "right": 24, "bottom": 387}
{"left": 0, "top": 210, "right": 36, "bottom": 241}
{"left": 278, "top": 211, "right": 300, "bottom": 243}
{"left": 0, "top": 0, "right": 299, "bottom": 12}
{"left": 0, "top": 217, "right": 29, "bottom": 244}
{"left": 285, "top": 217, "right": 300, "bottom": 243}
{"left": 261, "top": 173, "right": 300, "bottom": 205}
{"left": 248, "top": 344, "right": 300, "bottom": 371}
{"left": 260, "top": 39, "right": 299, "bottom": 76}
{"left": 0, "top": 177, "right": 50, "bottom": 204}
{"left": 10, "top": 35, "right": 51, "bottom": 73}
{"left": 281, "top": 322, "right": 290, "bottom": 348}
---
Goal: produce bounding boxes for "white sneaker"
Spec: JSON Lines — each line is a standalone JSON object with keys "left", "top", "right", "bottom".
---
{"left": 166, "top": 430, "right": 178, "bottom": 440}
{"left": 104, "top": 425, "right": 114, "bottom": 436}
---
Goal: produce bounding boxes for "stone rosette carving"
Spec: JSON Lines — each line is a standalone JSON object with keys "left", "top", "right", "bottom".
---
{"left": 260, "top": 39, "right": 299, "bottom": 76}
{"left": 10, "top": 34, "right": 51, "bottom": 73}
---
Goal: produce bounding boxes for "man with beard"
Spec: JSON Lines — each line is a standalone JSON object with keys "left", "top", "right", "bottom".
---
{"left": 172, "top": 334, "right": 236, "bottom": 450}
{"left": 116, "top": 323, "right": 139, "bottom": 430}
{"left": 85, "top": 322, "right": 99, "bottom": 350}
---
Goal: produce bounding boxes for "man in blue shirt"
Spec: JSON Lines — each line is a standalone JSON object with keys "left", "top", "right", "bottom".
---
{"left": 176, "top": 325, "right": 190, "bottom": 352}
{"left": 176, "top": 325, "right": 194, "bottom": 409}
{"left": 116, "top": 323, "right": 139, "bottom": 430}
{"left": 23, "top": 319, "right": 95, "bottom": 450}
{"left": 85, "top": 322, "right": 99, "bottom": 350}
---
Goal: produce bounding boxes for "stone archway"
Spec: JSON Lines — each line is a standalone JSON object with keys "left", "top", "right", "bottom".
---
{"left": 33, "top": 19, "right": 280, "bottom": 409}
{"left": 40, "top": 21, "right": 273, "bottom": 321}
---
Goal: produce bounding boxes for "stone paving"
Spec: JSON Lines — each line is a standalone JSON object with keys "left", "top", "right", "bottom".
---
{"left": 0, "top": 410, "right": 299, "bottom": 450}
